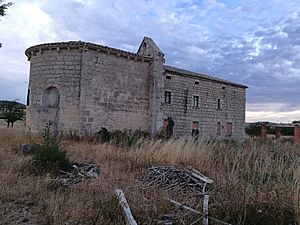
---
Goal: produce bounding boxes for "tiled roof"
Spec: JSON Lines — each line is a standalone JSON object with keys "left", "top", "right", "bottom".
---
{"left": 164, "top": 65, "right": 247, "bottom": 88}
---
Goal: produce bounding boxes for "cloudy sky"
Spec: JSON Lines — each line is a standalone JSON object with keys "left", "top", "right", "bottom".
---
{"left": 0, "top": 0, "right": 300, "bottom": 122}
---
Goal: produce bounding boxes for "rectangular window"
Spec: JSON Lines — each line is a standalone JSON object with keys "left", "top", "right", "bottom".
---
{"left": 26, "top": 89, "right": 30, "bottom": 106}
{"left": 217, "top": 98, "right": 221, "bottom": 109}
{"left": 227, "top": 122, "right": 232, "bottom": 136}
{"left": 195, "top": 81, "right": 199, "bottom": 85}
{"left": 166, "top": 75, "right": 171, "bottom": 80}
{"left": 217, "top": 122, "right": 221, "bottom": 134}
{"left": 192, "top": 121, "right": 199, "bottom": 136}
{"left": 193, "top": 96, "right": 199, "bottom": 107}
{"left": 165, "top": 91, "right": 171, "bottom": 104}
{"left": 192, "top": 121, "right": 199, "bottom": 129}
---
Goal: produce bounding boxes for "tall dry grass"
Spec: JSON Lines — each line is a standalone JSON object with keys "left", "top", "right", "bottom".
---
{"left": 130, "top": 139, "right": 300, "bottom": 224}
{"left": 0, "top": 127, "right": 299, "bottom": 224}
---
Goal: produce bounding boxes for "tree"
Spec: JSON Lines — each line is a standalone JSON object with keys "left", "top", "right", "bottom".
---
{"left": 0, "top": 1, "right": 13, "bottom": 48}
{"left": 0, "top": 100, "right": 25, "bottom": 128}
{"left": 245, "top": 123, "right": 261, "bottom": 136}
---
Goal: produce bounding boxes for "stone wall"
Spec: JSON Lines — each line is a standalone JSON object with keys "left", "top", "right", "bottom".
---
{"left": 26, "top": 48, "right": 82, "bottom": 133}
{"left": 162, "top": 69, "right": 246, "bottom": 140}
{"left": 25, "top": 38, "right": 247, "bottom": 140}
{"left": 79, "top": 49, "right": 151, "bottom": 134}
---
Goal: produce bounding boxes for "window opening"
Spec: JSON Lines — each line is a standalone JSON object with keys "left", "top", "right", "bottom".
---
{"left": 193, "top": 96, "right": 199, "bottom": 107}
{"left": 191, "top": 121, "right": 199, "bottom": 136}
{"left": 26, "top": 89, "right": 30, "bottom": 106}
{"left": 217, "top": 122, "right": 221, "bottom": 134}
{"left": 164, "top": 91, "right": 171, "bottom": 104}
{"left": 227, "top": 122, "right": 233, "bottom": 137}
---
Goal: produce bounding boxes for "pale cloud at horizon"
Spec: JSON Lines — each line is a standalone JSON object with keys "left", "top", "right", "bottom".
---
{"left": 1, "top": 0, "right": 300, "bottom": 122}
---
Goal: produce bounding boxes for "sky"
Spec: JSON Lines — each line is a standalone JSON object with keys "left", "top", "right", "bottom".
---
{"left": 0, "top": 0, "right": 300, "bottom": 123}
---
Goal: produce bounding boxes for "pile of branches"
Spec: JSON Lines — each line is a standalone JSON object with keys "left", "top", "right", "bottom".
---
{"left": 142, "top": 166, "right": 212, "bottom": 196}
{"left": 52, "top": 162, "right": 100, "bottom": 186}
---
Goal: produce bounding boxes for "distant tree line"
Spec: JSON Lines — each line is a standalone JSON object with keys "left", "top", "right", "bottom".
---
{"left": 245, "top": 122, "right": 299, "bottom": 136}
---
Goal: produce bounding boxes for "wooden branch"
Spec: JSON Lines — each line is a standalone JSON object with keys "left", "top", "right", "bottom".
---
{"left": 115, "top": 189, "right": 138, "bottom": 225}
{"left": 203, "top": 194, "right": 209, "bottom": 225}
{"left": 166, "top": 198, "right": 202, "bottom": 215}
{"left": 191, "top": 169, "right": 213, "bottom": 184}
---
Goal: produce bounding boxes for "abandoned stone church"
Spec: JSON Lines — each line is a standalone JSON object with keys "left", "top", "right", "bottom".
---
{"left": 25, "top": 37, "right": 247, "bottom": 140}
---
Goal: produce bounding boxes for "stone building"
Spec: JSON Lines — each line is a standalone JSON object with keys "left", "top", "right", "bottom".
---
{"left": 25, "top": 37, "right": 247, "bottom": 140}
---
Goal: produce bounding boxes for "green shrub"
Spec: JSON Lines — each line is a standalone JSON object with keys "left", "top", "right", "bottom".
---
{"left": 110, "top": 129, "right": 150, "bottom": 147}
{"left": 31, "top": 123, "right": 71, "bottom": 174}
{"left": 31, "top": 142, "right": 71, "bottom": 174}
{"left": 94, "top": 128, "right": 150, "bottom": 147}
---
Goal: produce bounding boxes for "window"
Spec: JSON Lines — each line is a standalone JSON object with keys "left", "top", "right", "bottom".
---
{"left": 193, "top": 96, "right": 199, "bottom": 107}
{"left": 166, "top": 75, "right": 171, "bottom": 80}
{"left": 195, "top": 81, "right": 199, "bottom": 85}
{"left": 217, "top": 122, "right": 221, "bottom": 134}
{"left": 227, "top": 122, "right": 232, "bottom": 136}
{"left": 26, "top": 89, "right": 30, "bottom": 106}
{"left": 222, "top": 86, "right": 226, "bottom": 90}
{"left": 164, "top": 91, "right": 171, "bottom": 104}
{"left": 217, "top": 98, "right": 221, "bottom": 109}
{"left": 191, "top": 121, "right": 199, "bottom": 136}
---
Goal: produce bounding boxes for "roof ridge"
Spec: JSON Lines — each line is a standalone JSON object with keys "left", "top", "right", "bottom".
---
{"left": 164, "top": 65, "right": 247, "bottom": 88}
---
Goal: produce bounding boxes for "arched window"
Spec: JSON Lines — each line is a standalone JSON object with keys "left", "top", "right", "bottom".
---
{"left": 42, "top": 87, "right": 60, "bottom": 108}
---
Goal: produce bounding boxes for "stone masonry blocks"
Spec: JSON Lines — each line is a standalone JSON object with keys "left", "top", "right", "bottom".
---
{"left": 25, "top": 37, "right": 247, "bottom": 140}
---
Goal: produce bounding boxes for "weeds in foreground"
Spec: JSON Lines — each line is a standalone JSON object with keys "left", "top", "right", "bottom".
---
{"left": 0, "top": 127, "right": 299, "bottom": 224}
{"left": 31, "top": 124, "right": 71, "bottom": 174}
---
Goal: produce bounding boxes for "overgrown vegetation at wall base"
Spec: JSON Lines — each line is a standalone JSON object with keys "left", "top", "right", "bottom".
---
{"left": 72, "top": 127, "right": 150, "bottom": 147}
{"left": 31, "top": 124, "right": 71, "bottom": 174}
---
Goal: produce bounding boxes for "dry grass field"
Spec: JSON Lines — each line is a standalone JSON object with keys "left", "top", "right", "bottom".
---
{"left": 0, "top": 123, "right": 299, "bottom": 224}
{"left": 0, "top": 119, "right": 26, "bottom": 130}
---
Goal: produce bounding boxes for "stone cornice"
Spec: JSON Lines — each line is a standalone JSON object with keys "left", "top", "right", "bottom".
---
{"left": 25, "top": 41, "right": 153, "bottom": 62}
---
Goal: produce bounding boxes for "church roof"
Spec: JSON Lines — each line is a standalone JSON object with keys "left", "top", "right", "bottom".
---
{"left": 164, "top": 65, "right": 248, "bottom": 89}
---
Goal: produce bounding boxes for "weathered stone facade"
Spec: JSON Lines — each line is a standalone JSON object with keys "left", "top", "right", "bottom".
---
{"left": 25, "top": 37, "right": 247, "bottom": 140}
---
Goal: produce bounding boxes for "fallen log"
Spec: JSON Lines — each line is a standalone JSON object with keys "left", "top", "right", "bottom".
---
{"left": 115, "top": 189, "right": 138, "bottom": 225}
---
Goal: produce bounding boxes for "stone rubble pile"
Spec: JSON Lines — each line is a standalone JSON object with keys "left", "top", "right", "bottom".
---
{"left": 54, "top": 163, "right": 100, "bottom": 186}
